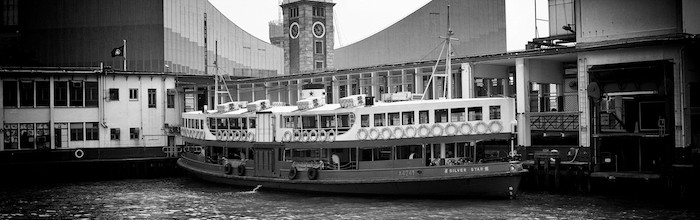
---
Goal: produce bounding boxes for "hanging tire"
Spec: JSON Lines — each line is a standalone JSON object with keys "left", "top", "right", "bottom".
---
{"left": 461, "top": 123, "right": 473, "bottom": 135}
{"left": 236, "top": 165, "right": 246, "bottom": 176}
{"left": 307, "top": 168, "right": 319, "bottom": 180}
{"left": 288, "top": 167, "right": 298, "bottom": 180}
{"left": 489, "top": 121, "right": 503, "bottom": 133}
{"left": 224, "top": 163, "right": 233, "bottom": 175}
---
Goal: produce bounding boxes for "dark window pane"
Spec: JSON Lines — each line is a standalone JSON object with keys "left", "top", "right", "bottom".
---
{"left": 70, "top": 122, "right": 83, "bottom": 141}
{"left": 70, "top": 81, "right": 83, "bottom": 107}
{"left": 54, "top": 81, "right": 68, "bottom": 106}
{"left": 86, "top": 122, "right": 99, "bottom": 140}
{"left": 3, "top": 81, "right": 17, "bottom": 107}
{"left": 19, "top": 81, "right": 33, "bottom": 107}
{"left": 85, "top": 82, "right": 98, "bottom": 107}
{"left": 36, "top": 81, "right": 50, "bottom": 106}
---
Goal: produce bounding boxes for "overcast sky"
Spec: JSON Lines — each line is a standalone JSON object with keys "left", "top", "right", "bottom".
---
{"left": 208, "top": 0, "right": 548, "bottom": 51}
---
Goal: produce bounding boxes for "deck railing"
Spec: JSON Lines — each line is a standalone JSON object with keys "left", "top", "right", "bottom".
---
{"left": 529, "top": 112, "right": 579, "bottom": 132}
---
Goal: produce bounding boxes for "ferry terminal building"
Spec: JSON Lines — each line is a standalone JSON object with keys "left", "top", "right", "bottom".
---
{"left": 1, "top": 0, "right": 700, "bottom": 188}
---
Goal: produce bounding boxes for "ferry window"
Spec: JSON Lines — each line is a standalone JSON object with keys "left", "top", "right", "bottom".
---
{"left": 396, "top": 145, "right": 423, "bottom": 159}
{"left": 209, "top": 118, "right": 216, "bottom": 129}
{"left": 109, "top": 88, "right": 119, "bottom": 101}
{"left": 249, "top": 118, "right": 256, "bottom": 129}
{"left": 36, "top": 81, "right": 50, "bottom": 107}
{"left": 435, "top": 109, "right": 448, "bottom": 123}
{"left": 86, "top": 122, "right": 99, "bottom": 140}
{"left": 70, "top": 122, "right": 83, "bottom": 141}
{"left": 361, "top": 115, "right": 369, "bottom": 127}
{"left": 402, "top": 111, "right": 414, "bottom": 125}
{"left": 468, "top": 107, "right": 483, "bottom": 121}
{"left": 360, "top": 148, "right": 373, "bottom": 161}
{"left": 302, "top": 116, "right": 318, "bottom": 129}
{"left": 489, "top": 106, "right": 501, "bottom": 120}
{"left": 54, "top": 81, "right": 68, "bottom": 106}
{"left": 320, "top": 115, "right": 336, "bottom": 128}
{"left": 241, "top": 118, "right": 247, "bottom": 129}
{"left": 130, "top": 128, "right": 140, "bottom": 139}
{"left": 85, "top": 82, "right": 99, "bottom": 107}
{"left": 374, "top": 113, "right": 386, "bottom": 127}
{"left": 229, "top": 118, "right": 238, "bottom": 129}
{"left": 110, "top": 128, "right": 120, "bottom": 140}
{"left": 283, "top": 116, "right": 297, "bottom": 129}
{"left": 338, "top": 114, "right": 353, "bottom": 128}
{"left": 388, "top": 113, "right": 400, "bottom": 126}
{"left": 451, "top": 108, "right": 466, "bottom": 122}
{"left": 217, "top": 118, "right": 228, "bottom": 129}
{"left": 19, "top": 81, "right": 33, "bottom": 107}
{"left": 375, "top": 147, "right": 392, "bottom": 161}
{"left": 2, "top": 81, "right": 17, "bottom": 107}
{"left": 419, "top": 111, "right": 429, "bottom": 124}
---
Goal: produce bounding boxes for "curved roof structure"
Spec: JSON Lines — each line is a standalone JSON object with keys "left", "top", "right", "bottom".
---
{"left": 334, "top": 0, "right": 506, "bottom": 69}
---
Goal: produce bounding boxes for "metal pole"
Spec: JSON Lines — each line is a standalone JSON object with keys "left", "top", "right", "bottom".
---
{"left": 446, "top": 5, "right": 452, "bottom": 99}
{"left": 123, "top": 39, "right": 127, "bottom": 71}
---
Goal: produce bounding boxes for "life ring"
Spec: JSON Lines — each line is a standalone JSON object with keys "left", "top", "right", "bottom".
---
{"left": 308, "top": 130, "right": 319, "bottom": 142}
{"left": 318, "top": 129, "right": 328, "bottom": 142}
{"left": 431, "top": 124, "right": 444, "bottom": 137}
{"left": 247, "top": 131, "right": 255, "bottom": 142}
{"left": 236, "top": 165, "right": 246, "bottom": 176}
{"left": 445, "top": 123, "right": 459, "bottom": 136}
{"left": 326, "top": 130, "right": 336, "bottom": 142}
{"left": 74, "top": 149, "right": 85, "bottom": 159}
{"left": 307, "top": 168, "right": 319, "bottom": 180}
{"left": 232, "top": 130, "right": 241, "bottom": 141}
{"left": 489, "top": 121, "right": 503, "bottom": 133}
{"left": 393, "top": 127, "right": 404, "bottom": 139}
{"left": 357, "top": 128, "right": 368, "bottom": 140}
{"left": 283, "top": 131, "right": 293, "bottom": 142}
{"left": 224, "top": 163, "right": 233, "bottom": 175}
{"left": 460, "top": 123, "right": 473, "bottom": 135}
{"left": 288, "top": 167, "right": 298, "bottom": 180}
{"left": 405, "top": 126, "right": 417, "bottom": 138}
{"left": 300, "top": 130, "right": 309, "bottom": 142}
{"left": 369, "top": 128, "right": 380, "bottom": 140}
{"left": 239, "top": 131, "right": 247, "bottom": 142}
{"left": 216, "top": 130, "right": 223, "bottom": 141}
{"left": 381, "top": 127, "right": 393, "bottom": 139}
{"left": 418, "top": 125, "right": 430, "bottom": 137}
{"left": 475, "top": 122, "right": 489, "bottom": 134}
{"left": 293, "top": 130, "right": 301, "bottom": 142}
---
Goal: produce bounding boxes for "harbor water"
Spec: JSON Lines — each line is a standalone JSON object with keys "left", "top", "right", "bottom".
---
{"left": 0, "top": 177, "right": 696, "bottom": 219}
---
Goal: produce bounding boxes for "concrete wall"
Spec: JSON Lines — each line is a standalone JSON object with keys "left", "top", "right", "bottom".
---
{"left": 576, "top": 0, "right": 680, "bottom": 43}
{"left": 548, "top": 0, "right": 575, "bottom": 37}
{"left": 334, "top": 0, "right": 506, "bottom": 69}
{"left": 682, "top": 0, "right": 700, "bottom": 35}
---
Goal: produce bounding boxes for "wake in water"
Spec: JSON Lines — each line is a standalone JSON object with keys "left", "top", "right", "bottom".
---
{"left": 238, "top": 185, "right": 262, "bottom": 194}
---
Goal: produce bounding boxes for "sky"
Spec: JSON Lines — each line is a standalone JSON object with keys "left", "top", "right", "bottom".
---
{"left": 208, "top": 0, "right": 548, "bottom": 51}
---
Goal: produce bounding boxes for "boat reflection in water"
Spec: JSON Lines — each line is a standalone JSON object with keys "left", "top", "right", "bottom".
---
{"left": 179, "top": 85, "right": 526, "bottom": 198}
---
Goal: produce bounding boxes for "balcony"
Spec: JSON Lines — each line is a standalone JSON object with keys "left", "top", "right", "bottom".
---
{"left": 528, "top": 94, "right": 579, "bottom": 132}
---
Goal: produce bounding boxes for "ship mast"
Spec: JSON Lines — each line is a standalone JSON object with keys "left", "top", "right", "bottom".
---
{"left": 421, "top": 4, "right": 458, "bottom": 100}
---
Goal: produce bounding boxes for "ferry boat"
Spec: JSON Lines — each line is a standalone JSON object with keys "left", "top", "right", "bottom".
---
{"left": 177, "top": 84, "right": 526, "bottom": 198}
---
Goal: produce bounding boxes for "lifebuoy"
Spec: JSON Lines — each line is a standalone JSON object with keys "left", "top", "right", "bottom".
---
{"left": 381, "top": 127, "right": 393, "bottom": 139}
{"left": 489, "top": 121, "right": 503, "bottom": 133}
{"left": 475, "top": 122, "right": 489, "bottom": 134}
{"left": 318, "top": 129, "right": 328, "bottom": 142}
{"left": 283, "top": 131, "right": 293, "bottom": 142}
{"left": 405, "top": 126, "right": 417, "bottom": 138}
{"left": 216, "top": 130, "right": 223, "bottom": 141}
{"left": 431, "top": 124, "right": 444, "bottom": 137}
{"left": 445, "top": 123, "right": 459, "bottom": 136}
{"left": 418, "top": 125, "right": 430, "bottom": 137}
{"left": 247, "top": 131, "right": 255, "bottom": 142}
{"left": 233, "top": 130, "right": 241, "bottom": 141}
{"left": 460, "top": 123, "right": 473, "bottom": 135}
{"left": 327, "top": 130, "right": 336, "bottom": 142}
{"left": 369, "top": 128, "right": 380, "bottom": 140}
{"left": 393, "top": 127, "right": 404, "bottom": 138}
{"left": 236, "top": 165, "right": 246, "bottom": 176}
{"left": 288, "top": 167, "right": 298, "bottom": 180}
{"left": 239, "top": 131, "right": 247, "bottom": 142}
{"left": 300, "top": 130, "right": 309, "bottom": 142}
{"left": 307, "top": 168, "right": 319, "bottom": 180}
{"left": 308, "top": 130, "right": 319, "bottom": 142}
{"left": 293, "top": 130, "right": 301, "bottom": 142}
{"left": 357, "top": 128, "right": 368, "bottom": 140}
{"left": 74, "top": 149, "right": 84, "bottom": 159}
{"left": 224, "top": 163, "right": 233, "bottom": 175}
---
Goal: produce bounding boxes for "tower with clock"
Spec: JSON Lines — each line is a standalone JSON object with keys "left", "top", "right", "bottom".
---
{"left": 280, "top": 0, "right": 335, "bottom": 75}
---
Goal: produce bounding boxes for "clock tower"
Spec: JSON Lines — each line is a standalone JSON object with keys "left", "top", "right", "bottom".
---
{"left": 280, "top": 0, "right": 335, "bottom": 75}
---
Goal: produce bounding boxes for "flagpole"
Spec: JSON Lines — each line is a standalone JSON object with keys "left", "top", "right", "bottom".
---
{"left": 123, "top": 39, "right": 127, "bottom": 71}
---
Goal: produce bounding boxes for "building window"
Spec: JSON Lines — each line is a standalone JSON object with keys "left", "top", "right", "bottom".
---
{"left": 19, "top": 81, "right": 34, "bottom": 107}
{"left": 130, "top": 128, "right": 140, "bottom": 139}
{"left": 315, "top": 41, "right": 324, "bottom": 54}
{"left": 2, "top": 0, "right": 18, "bottom": 26}
{"left": 110, "top": 128, "right": 120, "bottom": 140}
{"left": 85, "top": 82, "right": 98, "bottom": 107}
{"left": 3, "top": 81, "right": 17, "bottom": 107}
{"left": 19, "top": 123, "right": 34, "bottom": 149}
{"left": 54, "top": 81, "right": 68, "bottom": 106}
{"left": 69, "top": 81, "right": 83, "bottom": 107}
{"left": 109, "top": 88, "right": 119, "bottom": 101}
{"left": 315, "top": 61, "right": 324, "bottom": 70}
{"left": 129, "top": 88, "right": 138, "bottom": 100}
{"left": 70, "top": 122, "right": 84, "bottom": 141}
{"left": 36, "top": 81, "right": 50, "bottom": 106}
{"left": 35, "top": 123, "right": 50, "bottom": 149}
{"left": 167, "top": 89, "right": 175, "bottom": 108}
{"left": 148, "top": 89, "right": 156, "bottom": 108}
{"left": 85, "top": 122, "right": 99, "bottom": 140}
{"left": 313, "top": 6, "right": 325, "bottom": 17}
{"left": 290, "top": 7, "right": 299, "bottom": 18}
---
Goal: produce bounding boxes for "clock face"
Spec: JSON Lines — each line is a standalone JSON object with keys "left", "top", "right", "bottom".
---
{"left": 312, "top": 22, "right": 325, "bottom": 38}
{"left": 289, "top": 22, "right": 300, "bottom": 39}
